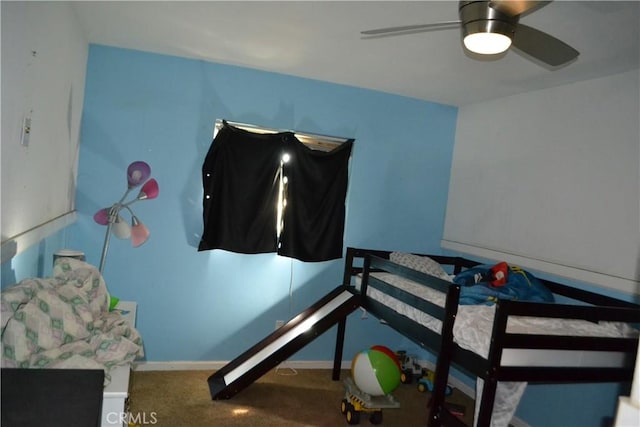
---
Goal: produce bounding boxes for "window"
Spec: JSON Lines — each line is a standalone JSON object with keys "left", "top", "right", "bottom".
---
{"left": 199, "top": 120, "right": 353, "bottom": 262}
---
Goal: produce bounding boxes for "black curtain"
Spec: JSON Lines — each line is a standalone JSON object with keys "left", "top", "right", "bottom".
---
{"left": 198, "top": 122, "right": 353, "bottom": 262}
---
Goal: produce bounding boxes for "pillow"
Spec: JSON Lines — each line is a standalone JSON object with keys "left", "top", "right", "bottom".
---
{"left": 389, "top": 252, "right": 450, "bottom": 281}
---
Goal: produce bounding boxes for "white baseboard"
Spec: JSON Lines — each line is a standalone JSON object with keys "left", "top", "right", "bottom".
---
{"left": 132, "top": 359, "right": 528, "bottom": 426}
{"left": 133, "top": 360, "right": 351, "bottom": 372}
{"left": 134, "top": 361, "right": 226, "bottom": 371}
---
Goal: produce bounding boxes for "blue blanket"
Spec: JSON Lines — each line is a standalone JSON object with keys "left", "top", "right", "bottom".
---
{"left": 453, "top": 263, "right": 554, "bottom": 305}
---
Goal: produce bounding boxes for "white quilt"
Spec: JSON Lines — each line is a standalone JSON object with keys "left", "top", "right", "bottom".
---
{"left": 1, "top": 258, "right": 144, "bottom": 385}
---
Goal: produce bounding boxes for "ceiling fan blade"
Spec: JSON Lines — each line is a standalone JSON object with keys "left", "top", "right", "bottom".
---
{"left": 489, "top": 0, "right": 550, "bottom": 16}
{"left": 512, "top": 23, "right": 579, "bottom": 66}
{"left": 361, "top": 21, "right": 460, "bottom": 36}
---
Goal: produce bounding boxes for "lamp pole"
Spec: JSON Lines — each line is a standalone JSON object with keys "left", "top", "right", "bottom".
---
{"left": 99, "top": 204, "right": 119, "bottom": 273}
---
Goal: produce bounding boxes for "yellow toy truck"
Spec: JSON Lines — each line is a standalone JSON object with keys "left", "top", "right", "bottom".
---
{"left": 340, "top": 377, "right": 400, "bottom": 425}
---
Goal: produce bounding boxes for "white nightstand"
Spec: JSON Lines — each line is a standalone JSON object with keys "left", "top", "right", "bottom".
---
{"left": 101, "top": 301, "right": 137, "bottom": 427}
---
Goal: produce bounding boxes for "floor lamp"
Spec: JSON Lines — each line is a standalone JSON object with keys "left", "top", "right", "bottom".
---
{"left": 93, "top": 161, "right": 159, "bottom": 273}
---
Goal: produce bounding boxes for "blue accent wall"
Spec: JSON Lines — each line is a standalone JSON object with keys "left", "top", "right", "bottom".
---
{"left": 67, "top": 45, "right": 458, "bottom": 363}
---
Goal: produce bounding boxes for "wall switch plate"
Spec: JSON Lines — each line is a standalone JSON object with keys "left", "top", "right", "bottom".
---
{"left": 20, "top": 114, "right": 32, "bottom": 146}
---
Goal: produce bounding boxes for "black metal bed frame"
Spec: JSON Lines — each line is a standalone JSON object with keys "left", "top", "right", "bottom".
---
{"left": 332, "top": 247, "right": 639, "bottom": 427}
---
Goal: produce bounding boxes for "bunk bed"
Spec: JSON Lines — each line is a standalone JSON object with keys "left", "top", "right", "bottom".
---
{"left": 331, "top": 247, "right": 639, "bottom": 426}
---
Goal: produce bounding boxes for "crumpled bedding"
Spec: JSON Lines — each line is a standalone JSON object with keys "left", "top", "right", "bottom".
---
{"left": 1, "top": 258, "right": 144, "bottom": 385}
{"left": 357, "top": 272, "right": 635, "bottom": 427}
{"left": 454, "top": 263, "right": 555, "bottom": 305}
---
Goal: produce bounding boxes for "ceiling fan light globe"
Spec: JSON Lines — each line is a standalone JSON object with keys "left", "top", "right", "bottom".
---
{"left": 464, "top": 32, "right": 512, "bottom": 54}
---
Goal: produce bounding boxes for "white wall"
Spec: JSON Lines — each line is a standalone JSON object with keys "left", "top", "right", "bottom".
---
{"left": 443, "top": 70, "right": 640, "bottom": 295}
{"left": 1, "top": 2, "right": 88, "bottom": 262}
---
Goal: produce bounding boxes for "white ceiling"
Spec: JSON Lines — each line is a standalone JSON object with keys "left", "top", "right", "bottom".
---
{"left": 72, "top": 1, "right": 640, "bottom": 106}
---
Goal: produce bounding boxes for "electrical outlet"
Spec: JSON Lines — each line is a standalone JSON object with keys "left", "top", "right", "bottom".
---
{"left": 275, "top": 320, "right": 285, "bottom": 330}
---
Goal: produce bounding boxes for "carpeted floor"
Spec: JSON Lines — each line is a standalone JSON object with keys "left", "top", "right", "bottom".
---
{"left": 128, "top": 368, "right": 475, "bottom": 426}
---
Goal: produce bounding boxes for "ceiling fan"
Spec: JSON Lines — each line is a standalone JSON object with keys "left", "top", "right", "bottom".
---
{"left": 361, "top": 0, "right": 579, "bottom": 67}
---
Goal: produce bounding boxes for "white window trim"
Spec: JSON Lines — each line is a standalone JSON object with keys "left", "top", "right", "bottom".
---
{"left": 213, "top": 119, "right": 350, "bottom": 152}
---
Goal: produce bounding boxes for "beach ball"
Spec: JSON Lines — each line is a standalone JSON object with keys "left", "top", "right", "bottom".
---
{"left": 351, "top": 345, "right": 401, "bottom": 396}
